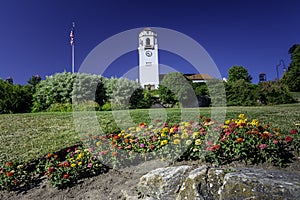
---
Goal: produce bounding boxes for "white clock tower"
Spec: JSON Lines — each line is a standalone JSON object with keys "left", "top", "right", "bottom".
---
{"left": 138, "top": 28, "right": 159, "bottom": 89}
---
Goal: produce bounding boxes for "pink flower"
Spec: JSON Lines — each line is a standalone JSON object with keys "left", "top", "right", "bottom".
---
{"left": 273, "top": 140, "right": 279, "bottom": 144}
{"left": 207, "top": 140, "right": 213, "bottom": 146}
{"left": 89, "top": 147, "right": 94, "bottom": 152}
{"left": 99, "top": 151, "right": 105, "bottom": 156}
{"left": 285, "top": 136, "right": 293, "bottom": 143}
{"left": 87, "top": 163, "right": 92, "bottom": 168}
{"left": 259, "top": 144, "right": 268, "bottom": 150}
{"left": 290, "top": 129, "right": 298, "bottom": 135}
{"left": 140, "top": 143, "right": 145, "bottom": 148}
{"left": 67, "top": 149, "right": 71, "bottom": 153}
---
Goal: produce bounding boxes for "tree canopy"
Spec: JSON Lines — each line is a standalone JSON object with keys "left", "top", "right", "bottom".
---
{"left": 281, "top": 44, "right": 300, "bottom": 92}
{"left": 228, "top": 66, "right": 252, "bottom": 83}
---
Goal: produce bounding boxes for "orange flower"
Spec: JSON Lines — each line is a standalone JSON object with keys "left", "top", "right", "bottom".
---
{"left": 54, "top": 154, "right": 58, "bottom": 159}
{"left": 113, "top": 135, "right": 120, "bottom": 141}
{"left": 236, "top": 138, "right": 244, "bottom": 143}
{"left": 6, "top": 162, "right": 13, "bottom": 167}
{"left": 6, "top": 171, "right": 14, "bottom": 177}
{"left": 63, "top": 174, "right": 69, "bottom": 179}
{"left": 99, "top": 135, "right": 105, "bottom": 140}
{"left": 261, "top": 132, "right": 269, "bottom": 139}
{"left": 45, "top": 153, "right": 53, "bottom": 159}
{"left": 111, "top": 152, "right": 117, "bottom": 157}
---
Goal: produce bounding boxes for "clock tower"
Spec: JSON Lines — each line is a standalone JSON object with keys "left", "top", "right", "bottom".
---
{"left": 138, "top": 28, "right": 159, "bottom": 89}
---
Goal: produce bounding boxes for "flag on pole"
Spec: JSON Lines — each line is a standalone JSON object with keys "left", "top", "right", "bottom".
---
{"left": 70, "top": 22, "right": 75, "bottom": 46}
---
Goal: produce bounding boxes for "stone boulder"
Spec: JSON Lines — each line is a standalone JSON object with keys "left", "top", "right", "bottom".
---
{"left": 127, "top": 165, "right": 300, "bottom": 200}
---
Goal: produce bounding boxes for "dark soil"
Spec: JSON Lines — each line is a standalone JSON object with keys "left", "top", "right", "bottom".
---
{"left": 0, "top": 156, "right": 299, "bottom": 200}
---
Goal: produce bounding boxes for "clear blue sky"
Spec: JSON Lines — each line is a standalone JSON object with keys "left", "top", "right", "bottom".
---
{"left": 0, "top": 0, "right": 300, "bottom": 84}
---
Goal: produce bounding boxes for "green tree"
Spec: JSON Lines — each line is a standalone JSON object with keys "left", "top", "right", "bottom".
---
{"left": 281, "top": 44, "right": 300, "bottom": 92}
{"left": 228, "top": 66, "right": 252, "bottom": 83}
{"left": 225, "top": 79, "right": 258, "bottom": 106}
{"left": 105, "top": 78, "right": 143, "bottom": 110}
{"left": 158, "top": 72, "right": 197, "bottom": 107}
{"left": 257, "top": 81, "right": 296, "bottom": 105}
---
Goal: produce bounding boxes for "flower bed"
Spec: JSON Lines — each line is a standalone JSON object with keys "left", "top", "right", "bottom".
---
{"left": 0, "top": 114, "right": 299, "bottom": 190}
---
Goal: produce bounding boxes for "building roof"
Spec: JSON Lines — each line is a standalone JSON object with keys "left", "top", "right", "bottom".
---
{"left": 185, "top": 74, "right": 214, "bottom": 80}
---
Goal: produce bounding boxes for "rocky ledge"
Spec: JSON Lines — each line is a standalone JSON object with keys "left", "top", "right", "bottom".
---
{"left": 122, "top": 165, "right": 300, "bottom": 200}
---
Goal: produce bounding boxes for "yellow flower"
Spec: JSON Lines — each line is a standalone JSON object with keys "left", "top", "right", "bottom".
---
{"left": 76, "top": 153, "right": 84, "bottom": 160}
{"left": 136, "top": 127, "right": 141, "bottom": 132}
{"left": 173, "top": 139, "right": 181, "bottom": 145}
{"left": 173, "top": 134, "right": 180, "bottom": 138}
{"left": 195, "top": 139, "right": 202, "bottom": 145}
{"left": 78, "top": 162, "right": 82, "bottom": 166}
{"left": 96, "top": 141, "right": 102, "bottom": 146}
{"left": 69, "top": 158, "right": 74, "bottom": 162}
{"left": 161, "top": 132, "right": 166, "bottom": 137}
{"left": 250, "top": 119, "right": 260, "bottom": 126}
{"left": 160, "top": 140, "right": 168, "bottom": 146}
{"left": 181, "top": 132, "right": 189, "bottom": 139}
{"left": 192, "top": 132, "right": 199, "bottom": 139}
{"left": 223, "top": 125, "right": 229, "bottom": 129}
{"left": 170, "top": 128, "right": 175, "bottom": 133}
{"left": 225, "top": 120, "right": 231, "bottom": 125}
{"left": 238, "top": 114, "right": 245, "bottom": 119}
{"left": 71, "top": 163, "right": 76, "bottom": 168}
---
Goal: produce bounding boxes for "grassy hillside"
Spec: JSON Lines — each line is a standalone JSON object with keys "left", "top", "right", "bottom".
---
{"left": 0, "top": 104, "right": 299, "bottom": 164}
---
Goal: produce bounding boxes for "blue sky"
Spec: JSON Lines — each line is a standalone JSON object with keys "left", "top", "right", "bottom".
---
{"left": 0, "top": 0, "right": 300, "bottom": 84}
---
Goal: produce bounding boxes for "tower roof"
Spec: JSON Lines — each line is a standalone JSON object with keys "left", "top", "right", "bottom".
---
{"left": 143, "top": 27, "right": 152, "bottom": 31}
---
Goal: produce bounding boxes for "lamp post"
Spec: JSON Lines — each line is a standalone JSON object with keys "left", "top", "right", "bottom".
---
{"left": 276, "top": 59, "right": 287, "bottom": 81}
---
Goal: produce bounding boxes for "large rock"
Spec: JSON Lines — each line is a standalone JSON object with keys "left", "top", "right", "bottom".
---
{"left": 128, "top": 165, "right": 300, "bottom": 200}
{"left": 137, "top": 165, "right": 192, "bottom": 200}
{"left": 219, "top": 167, "right": 300, "bottom": 200}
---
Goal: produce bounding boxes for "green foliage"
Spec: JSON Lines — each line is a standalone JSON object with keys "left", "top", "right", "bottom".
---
{"left": 101, "top": 102, "right": 112, "bottom": 111}
{"left": 0, "top": 161, "right": 32, "bottom": 190}
{"left": 257, "top": 81, "right": 296, "bottom": 105}
{"left": 225, "top": 79, "right": 258, "bottom": 106}
{"left": 192, "top": 82, "right": 209, "bottom": 96}
{"left": 104, "top": 78, "right": 143, "bottom": 110}
{"left": 0, "top": 79, "right": 33, "bottom": 114}
{"left": 32, "top": 72, "right": 76, "bottom": 112}
{"left": 158, "top": 72, "right": 197, "bottom": 107}
{"left": 281, "top": 44, "right": 300, "bottom": 92}
{"left": 228, "top": 66, "right": 252, "bottom": 83}
{"left": 72, "top": 73, "right": 106, "bottom": 107}
{"left": 47, "top": 103, "right": 73, "bottom": 112}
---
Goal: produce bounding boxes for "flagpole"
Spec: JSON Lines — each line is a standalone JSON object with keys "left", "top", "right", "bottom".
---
{"left": 72, "top": 39, "right": 75, "bottom": 73}
{"left": 70, "top": 22, "right": 75, "bottom": 73}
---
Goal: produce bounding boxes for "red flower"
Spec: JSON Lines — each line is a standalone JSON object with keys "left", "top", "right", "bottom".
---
{"left": 285, "top": 136, "right": 293, "bottom": 143}
{"left": 149, "top": 144, "right": 155, "bottom": 149}
{"left": 63, "top": 162, "right": 70, "bottom": 168}
{"left": 6, "top": 171, "right": 14, "bottom": 177}
{"left": 259, "top": 144, "right": 268, "bottom": 150}
{"left": 290, "top": 129, "right": 298, "bottom": 135}
{"left": 204, "top": 118, "right": 211, "bottom": 123}
{"left": 63, "top": 174, "right": 69, "bottom": 179}
{"left": 48, "top": 166, "right": 55, "bottom": 172}
{"left": 6, "top": 162, "right": 13, "bottom": 167}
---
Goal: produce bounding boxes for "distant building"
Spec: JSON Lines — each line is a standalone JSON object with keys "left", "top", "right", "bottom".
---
{"left": 259, "top": 72, "right": 266, "bottom": 82}
{"left": 5, "top": 77, "right": 13, "bottom": 84}
{"left": 185, "top": 73, "right": 214, "bottom": 83}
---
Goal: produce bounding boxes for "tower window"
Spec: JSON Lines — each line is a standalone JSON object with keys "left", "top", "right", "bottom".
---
{"left": 146, "top": 38, "right": 150, "bottom": 46}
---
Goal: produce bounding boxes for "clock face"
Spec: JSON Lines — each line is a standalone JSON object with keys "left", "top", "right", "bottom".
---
{"left": 145, "top": 51, "right": 152, "bottom": 57}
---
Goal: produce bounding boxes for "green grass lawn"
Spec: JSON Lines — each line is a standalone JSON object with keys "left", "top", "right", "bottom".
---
{"left": 0, "top": 104, "right": 299, "bottom": 164}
